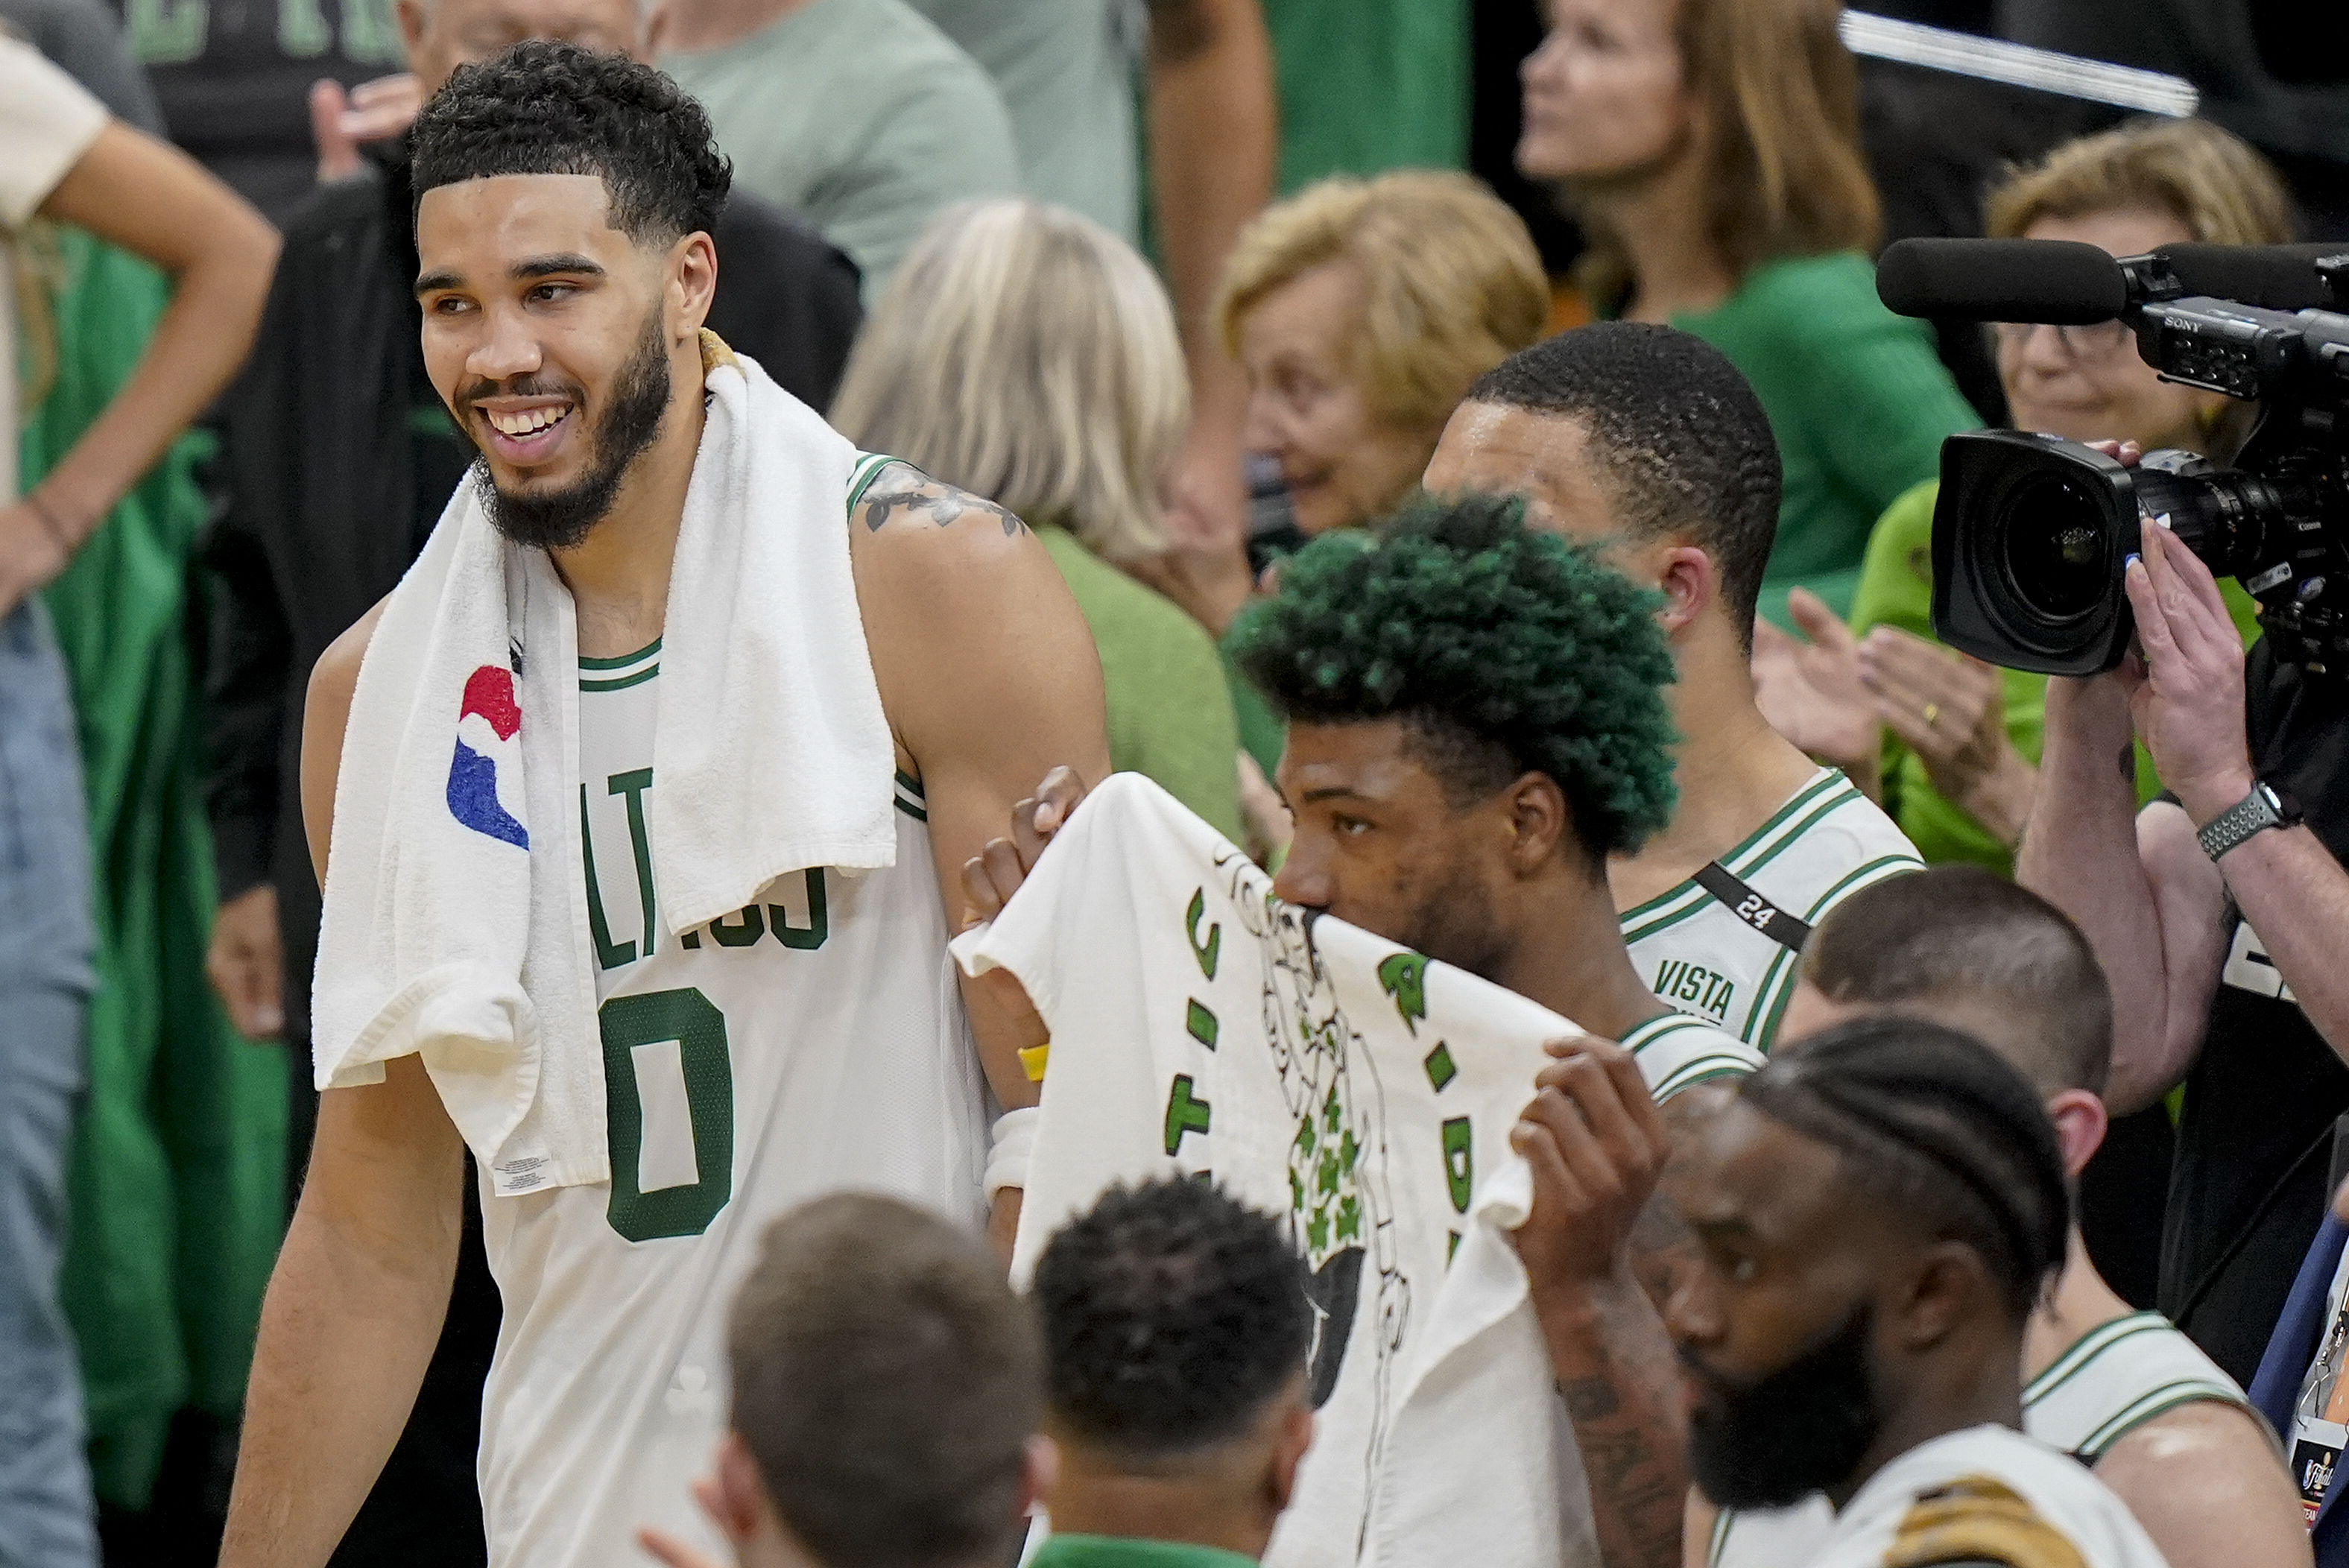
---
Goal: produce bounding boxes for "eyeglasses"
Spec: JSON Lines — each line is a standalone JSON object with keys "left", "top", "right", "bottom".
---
{"left": 1993, "top": 319, "right": 2137, "bottom": 362}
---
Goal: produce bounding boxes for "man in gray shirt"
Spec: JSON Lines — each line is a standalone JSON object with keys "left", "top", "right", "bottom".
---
{"left": 657, "top": 0, "right": 1017, "bottom": 300}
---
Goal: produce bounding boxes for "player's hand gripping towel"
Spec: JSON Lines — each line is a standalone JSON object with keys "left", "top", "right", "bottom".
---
{"left": 312, "top": 334, "right": 897, "bottom": 1195}
{"left": 954, "top": 774, "right": 1761, "bottom": 1568}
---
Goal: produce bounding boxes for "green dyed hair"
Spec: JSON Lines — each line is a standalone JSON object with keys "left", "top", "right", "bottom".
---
{"left": 1231, "top": 492, "right": 1680, "bottom": 860}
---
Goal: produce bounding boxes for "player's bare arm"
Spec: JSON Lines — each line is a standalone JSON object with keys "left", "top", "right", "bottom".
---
{"left": 1513, "top": 1038, "right": 1689, "bottom": 1568}
{"left": 221, "top": 601, "right": 472, "bottom": 1568}
{"left": 2090, "top": 1400, "right": 2311, "bottom": 1568}
{"left": 850, "top": 464, "right": 1110, "bottom": 1213}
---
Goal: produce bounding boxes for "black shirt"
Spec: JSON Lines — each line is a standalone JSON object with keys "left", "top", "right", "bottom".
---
{"left": 2162, "top": 640, "right": 2349, "bottom": 1384}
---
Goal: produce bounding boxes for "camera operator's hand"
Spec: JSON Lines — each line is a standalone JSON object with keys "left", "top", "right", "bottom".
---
{"left": 2119, "top": 514, "right": 2254, "bottom": 826}
{"left": 1861, "top": 628, "right": 2037, "bottom": 847}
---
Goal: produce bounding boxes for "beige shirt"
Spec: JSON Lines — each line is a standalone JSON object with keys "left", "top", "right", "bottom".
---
{"left": 0, "top": 33, "right": 109, "bottom": 499}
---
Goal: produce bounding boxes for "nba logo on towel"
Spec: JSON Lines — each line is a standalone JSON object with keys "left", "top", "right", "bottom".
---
{"left": 449, "top": 665, "right": 528, "bottom": 849}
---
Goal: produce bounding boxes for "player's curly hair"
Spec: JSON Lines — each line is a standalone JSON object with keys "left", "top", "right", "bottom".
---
{"left": 1230, "top": 492, "right": 1679, "bottom": 861}
{"left": 1035, "top": 1178, "right": 1309, "bottom": 1458}
{"left": 410, "top": 39, "right": 731, "bottom": 244}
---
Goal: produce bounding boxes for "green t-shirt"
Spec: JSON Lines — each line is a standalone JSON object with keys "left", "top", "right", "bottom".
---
{"left": 1029, "top": 1534, "right": 1259, "bottom": 1568}
{"left": 1673, "top": 253, "right": 1979, "bottom": 630}
{"left": 907, "top": 0, "right": 1139, "bottom": 240}
{"left": 1262, "top": 0, "right": 1468, "bottom": 191}
{"left": 662, "top": 0, "right": 1019, "bottom": 302}
{"left": 1037, "top": 525, "right": 1245, "bottom": 841}
{"left": 1847, "top": 478, "right": 2266, "bottom": 872}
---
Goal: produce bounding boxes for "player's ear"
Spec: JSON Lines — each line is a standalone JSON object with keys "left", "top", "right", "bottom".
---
{"left": 1505, "top": 771, "right": 1567, "bottom": 875}
{"left": 1267, "top": 1378, "right": 1316, "bottom": 1514}
{"left": 2042, "top": 1089, "right": 2106, "bottom": 1181}
{"left": 1651, "top": 543, "right": 1715, "bottom": 639}
{"left": 668, "top": 230, "right": 718, "bottom": 338}
{"left": 1894, "top": 1239, "right": 1986, "bottom": 1350}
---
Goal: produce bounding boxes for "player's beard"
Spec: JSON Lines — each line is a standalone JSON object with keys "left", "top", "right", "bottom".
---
{"left": 470, "top": 307, "right": 674, "bottom": 551}
{"left": 1683, "top": 1303, "right": 1882, "bottom": 1510}
{"left": 1394, "top": 859, "right": 1513, "bottom": 984}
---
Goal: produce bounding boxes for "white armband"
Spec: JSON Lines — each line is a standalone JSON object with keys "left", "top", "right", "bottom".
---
{"left": 984, "top": 1105, "right": 1041, "bottom": 1203}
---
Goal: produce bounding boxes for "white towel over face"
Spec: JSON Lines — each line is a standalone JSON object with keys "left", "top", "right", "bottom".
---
{"left": 312, "top": 338, "right": 897, "bottom": 1195}
{"left": 955, "top": 775, "right": 1755, "bottom": 1568}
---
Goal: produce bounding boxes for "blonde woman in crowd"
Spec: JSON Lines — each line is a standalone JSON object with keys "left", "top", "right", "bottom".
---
{"left": 832, "top": 197, "right": 1245, "bottom": 843}
{"left": 1521, "top": 0, "right": 1978, "bottom": 627}
{"left": 1153, "top": 169, "right": 1547, "bottom": 637}
{"left": 1760, "top": 118, "right": 2294, "bottom": 872}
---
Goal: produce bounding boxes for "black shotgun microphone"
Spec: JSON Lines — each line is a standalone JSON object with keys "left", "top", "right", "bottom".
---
{"left": 2159, "top": 243, "right": 2344, "bottom": 311}
{"left": 1877, "top": 238, "right": 2126, "bottom": 323}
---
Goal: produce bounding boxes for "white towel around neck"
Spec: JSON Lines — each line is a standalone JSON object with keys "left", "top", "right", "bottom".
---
{"left": 311, "top": 336, "right": 897, "bottom": 1195}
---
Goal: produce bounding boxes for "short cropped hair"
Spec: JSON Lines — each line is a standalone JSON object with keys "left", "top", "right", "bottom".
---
{"left": 1229, "top": 491, "right": 1679, "bottom": 861}
{"left": 830, "top": 198, "right": 1186, "bottom": 562}
{"left": 411, "top": 39, "right": 731, "bottom": 245}
{"left": 1801, "top": 866, "right": 2113, "bottom": 1098}
{"left": 1034, "top": 1179, "right": 1309, "bottom": 1460}
{"left": 728, "top": 1195, "right": 1039, "bottom": 1568}
{"left": 1463, "top": 323, "right": 1782, "bottom": 646}
{"left": 1742, "top": 1017, "right": 2070, "bottom": 1326}
{"left": 1214, "top": 171, "right": 1550, "bottom": 434}
{"left": 1985, "top": 116, "right": 2293, "bottom": 250}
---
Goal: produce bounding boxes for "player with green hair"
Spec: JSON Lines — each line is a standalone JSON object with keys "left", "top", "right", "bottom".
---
{"left": 962, "top": 493, "right": 1764, "bottom": 1568}
{"left": 1230, "top": 490, "right": 1746, "bottom": 1082}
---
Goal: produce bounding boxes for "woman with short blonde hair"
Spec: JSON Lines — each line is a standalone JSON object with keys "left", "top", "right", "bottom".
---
{"left": 831, "top": 197, "right": 1243, "bottom": 838}
{"left": 1520, "top": 0, "right": 1977, "bottom": 627}
{"left": 1208, "top": 170, "right": 1547, "bottom": 554}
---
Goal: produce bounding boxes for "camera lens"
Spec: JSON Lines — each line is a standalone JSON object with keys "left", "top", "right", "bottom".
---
{"left": 1997, "top": 472, "right": 2111, "bottom": 623}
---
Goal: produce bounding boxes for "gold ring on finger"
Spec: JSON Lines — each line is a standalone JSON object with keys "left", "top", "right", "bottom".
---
{"left": 1923, "top": 702, "right": 1941, "bottom": 727}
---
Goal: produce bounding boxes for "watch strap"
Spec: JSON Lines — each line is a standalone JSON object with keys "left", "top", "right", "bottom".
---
{"left": 2198, "top": 783, "right": 2286, "bottom": 862}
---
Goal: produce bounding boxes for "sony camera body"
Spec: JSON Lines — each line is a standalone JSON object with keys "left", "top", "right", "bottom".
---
{"left": 1907, "top": 247, "right": 2349, "bottom": 676}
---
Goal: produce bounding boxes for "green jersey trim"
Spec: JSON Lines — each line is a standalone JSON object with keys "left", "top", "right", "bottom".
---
{"left": 2073, "top": 1381, "right": 2248, "bottom": 1458}
{"left": 1622, "top": 1012, "right": 1761, "bottom": 1101}
{"left": 2025, "top": 1312, "right": 2171, "bottom": 1403}
{"left": 579, "top": 665, "right": 660, "bottom": 693}
{"left": 1617, "top": 771, "right": 1856, "bottom": 943}
{"left": 580, "top": 637, "right": 662, "bottom": 671}
{"left": 893, "top": 771, "right": 928, "bottom": 823}
{"left": 847, "top": 451, "right": 908, "bottom": 515}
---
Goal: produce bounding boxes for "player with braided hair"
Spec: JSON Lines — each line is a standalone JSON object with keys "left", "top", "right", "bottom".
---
{"left": 1028, "top": 1178, "right": 1314, "bottom": 1564}
{"left": 1423, "top": 323, "right": 1922, "bottom": 1052}
{"left": 1666, "top": 1017, "right": 2168, "bottom": 1568}
{"left": 1698, "top": 867, "right": 2307, "bottom": 1568}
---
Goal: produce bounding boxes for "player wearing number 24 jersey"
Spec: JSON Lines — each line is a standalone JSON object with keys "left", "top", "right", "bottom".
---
{"left": 1422, "top": 327, "right": 1926, "bottom": 1055}
{"left": 219, "top": 50, "right": 1107, "bottom": 1568}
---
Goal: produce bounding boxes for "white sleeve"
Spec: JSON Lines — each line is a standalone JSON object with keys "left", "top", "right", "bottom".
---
{"left": 0, "top": 36, "right": 110, "bottom": 229}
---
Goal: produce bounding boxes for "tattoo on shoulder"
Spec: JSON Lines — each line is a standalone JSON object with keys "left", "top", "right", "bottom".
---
{"left": 860, "top": 462, "right": 1027, "bottom": 539}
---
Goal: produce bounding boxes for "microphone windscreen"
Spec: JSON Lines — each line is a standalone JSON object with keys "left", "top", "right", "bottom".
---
{"left": 2159, "top": 243, "right": 2345, "bottom": 311}
{"left": 1877, "top": 238, "right": 2127, "bottom": 323}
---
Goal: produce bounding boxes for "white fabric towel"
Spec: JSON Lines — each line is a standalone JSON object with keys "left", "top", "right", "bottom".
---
{"left": 954, "top": 775, "right": 1622, "bottom": 1566}
{"left": 312, "top": 339, "right": 897, "bottom": 1195}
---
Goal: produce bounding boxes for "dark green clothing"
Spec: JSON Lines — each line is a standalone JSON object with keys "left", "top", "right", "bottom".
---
{"left": 1037, "top": 525, "right": 1244, "bottom": 841}
{"left": 1262, "top": 0, "right": 1467, "bottom": 192}
{"left": 1028, "top": 1534, "right": 1259, "bottom": 1568}
{"left": 1672, "top": 253, "right": 1979, "bottom": 630}
{"left": 28, "top": 226, "right": 287, "bottom": 1508}
{"left": 1849, "top": 478, "right": 2264, "bottom": 872}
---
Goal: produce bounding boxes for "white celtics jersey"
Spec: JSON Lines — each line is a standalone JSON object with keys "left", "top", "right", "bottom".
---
{"left": 474, "top": 636, "right": 987, "bottom": 1568}
{"left": 1707, "top": 1312, "right": 2251, "bottom": 1568}
{"left": 1619, "top": 768, "right": 1920, "bottom": 1052}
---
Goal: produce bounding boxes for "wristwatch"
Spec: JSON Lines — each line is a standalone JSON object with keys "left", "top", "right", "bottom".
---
{"left": 2198, "top": 780, "right": 2303, "bottom": 862}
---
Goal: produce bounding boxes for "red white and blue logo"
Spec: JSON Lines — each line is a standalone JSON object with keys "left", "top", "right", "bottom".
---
{"left": 448, "top": 665, "right": 528, "bottom": 849}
